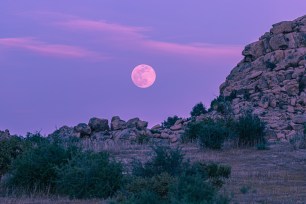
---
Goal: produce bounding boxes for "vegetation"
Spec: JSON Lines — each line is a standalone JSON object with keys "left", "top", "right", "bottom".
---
{"left": 57, "top": 151, "right": 123, "bottom": 199}
{"left": 6, "top": 140, "right": 73, "bottom": 193}
{"left": 209, "top": 96, "right": 232, "bottom": 114}
{"left": 234, "top": 113, "right": 266, "bottom": 147}
{"left": 190, "top": 102, "right": 207, "bottom": 117}
{"left": 0, "top": 136, "right": 25, "bottom": 177}
{"left": 120, "top": 146, "right": 231, "bottom": 203}
{"left": 0, "top": 135, "right": 231, "bottom": 203}
{"left": 183, "top": 112, "right": 266, "bottom": 149}
{"left": 162, "top": 115, "right": 182, "bottom": 129}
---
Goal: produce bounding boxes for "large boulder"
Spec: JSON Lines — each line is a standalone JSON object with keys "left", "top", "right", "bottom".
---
{"left": 270, "top": 21, "right": 293, "bottom": 34}
{"left": 111, "top": 116, "right": 127, "bottom": 130}
{"left": 74, "top": 123, "right": 91, "bottom": 137}
{"left": 88, "top": 117, "right": 109, "bottom": 132}
{"left": 51, "top": 126, "right": 75, "bottom": 138}
{"left": 137, "top": 120, "right": 148, "bottom": 130}
{"left": 126, "top": 118, "right": 140, "bottom": 128}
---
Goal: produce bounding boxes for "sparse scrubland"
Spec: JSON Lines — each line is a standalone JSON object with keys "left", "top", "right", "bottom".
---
{"left": 1, "top": 15, "right": 306, "bottom": 203}
{"left": 0, "top": 107, "right": 305, "bottom": 204}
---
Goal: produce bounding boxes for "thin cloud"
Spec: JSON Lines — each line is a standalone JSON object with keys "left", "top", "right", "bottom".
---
{"left": 56, "top": 18, "right": 242, "bottom": 59}
{"left": 0, "top": 37, "right": 108, "bottom": 60}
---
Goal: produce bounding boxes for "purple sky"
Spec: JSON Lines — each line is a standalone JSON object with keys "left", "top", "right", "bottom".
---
{"left": 1, "top": 1, "right": 306, "bottom": 135}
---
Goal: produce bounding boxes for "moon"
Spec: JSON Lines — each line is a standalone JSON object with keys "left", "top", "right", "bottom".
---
{"left": 131, "top": 64, "right": 156, "bottom": 88}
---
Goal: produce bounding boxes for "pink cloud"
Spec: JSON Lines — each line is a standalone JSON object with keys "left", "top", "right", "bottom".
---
{"left": 0, "top": 37, "right": 108, "bottom": 60}
{"left": 57, "top": 19, "right": 149, "bottom": 40}
{"left": 55, "top": 18, "right": 242, "bottom": 59}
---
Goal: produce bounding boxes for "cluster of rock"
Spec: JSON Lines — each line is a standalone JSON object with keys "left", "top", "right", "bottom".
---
{"left": 51, "top": 116, "right": 187, "bottom": 145}
{"left": 219, "top": 15, "right": 306, "bottom": 140}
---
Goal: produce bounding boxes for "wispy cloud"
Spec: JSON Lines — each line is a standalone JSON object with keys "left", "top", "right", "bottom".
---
{"left": 0, "top": 37, "right": 108, "bottom": 60}
{"left": 56, "top": 18, "right": 242, "bottom": 59}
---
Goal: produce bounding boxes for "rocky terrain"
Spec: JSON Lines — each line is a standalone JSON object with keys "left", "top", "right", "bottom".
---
{"left": 219, "top": 15, "right": 306, "bottom": 141}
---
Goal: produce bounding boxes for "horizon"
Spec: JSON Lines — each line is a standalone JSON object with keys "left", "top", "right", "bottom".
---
{"left": 1, "top": 1, "right": 306, "bottom": 135}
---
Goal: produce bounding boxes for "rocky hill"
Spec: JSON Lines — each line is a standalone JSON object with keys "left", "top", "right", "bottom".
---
{"left": 219, "top": 15, "right": 306, "bottom": 140}
{"left": 1, "top": 15, "right": 306, "bottom": 144}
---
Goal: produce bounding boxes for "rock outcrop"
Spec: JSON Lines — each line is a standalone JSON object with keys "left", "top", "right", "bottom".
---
{"left": 50, "top": 116, "right": 187, "bottom": 145}
{"left": 219, "top": 15, "right": 306, "bottom": 140}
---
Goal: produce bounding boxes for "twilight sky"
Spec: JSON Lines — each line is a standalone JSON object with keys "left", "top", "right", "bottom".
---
{"left": 1, "top": 1, "right": 306, "bottom": 135}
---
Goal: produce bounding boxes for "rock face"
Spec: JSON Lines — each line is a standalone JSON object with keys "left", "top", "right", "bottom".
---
{"left": 220, "top": 15, "right": 306, "bottom": 140}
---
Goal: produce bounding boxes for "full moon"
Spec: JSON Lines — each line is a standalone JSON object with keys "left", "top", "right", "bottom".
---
{"left": 131, "top": 64, "right": 156, "bottom": 88}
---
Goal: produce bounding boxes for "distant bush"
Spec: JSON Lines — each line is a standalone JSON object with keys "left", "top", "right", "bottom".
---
{"left": 181, "top": 120, "right": 208, "bottom": 143}
{"left": 234, "top": 113, "right": 266, "bottom": 147}
{"left": 209, "top": 96, "right": 232, "bottom": 114}
{"left": 132, "top": 146, "right": 184, "bottom": 177}
{"left": 170, "top": 174, "right": 220, "bottom": 204}
{"left": 0, "top": 137, "right": 25, "bottom": 177}
{"left": 183, "top": 119, "right": 231, "bottom": 149}
{"left": 162, "top": 115, "right": 182, "bottom": 129}
{"left": 190, "top": 102, "right": 207, "bottom": 117}
{"left": 135, "top": 134, "right": 149, "bottom": 145}
{"left": 57, "top": 151, "right": 123, "bottom": 199}
{"left": 198, "top": 122, "right": 230, "bottom": 150}
{"left": 7, "top": 142, "right": 72, "bottom": 193}
{"left": 124, "top": 172, "right": 174, "bottom": 203}
{"left": 120, "top": 147, "right": 231, "bottom": 204}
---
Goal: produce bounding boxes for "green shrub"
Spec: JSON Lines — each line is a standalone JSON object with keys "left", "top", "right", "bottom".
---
{"left": 122, "top": 147, "right": 231, "bottom": 204}
{"left": 56, "top": 151, "right": 123, "bottom": 199}
{"left": 183, "top": 119, "right": 231, "bottom": 149}
{"left": 0, "top": 136, "right": 25, "bottom": 177}
{"left": 132, "top": 146, "right": 184, "bottom": 177}
{"left": 135, "top": 134, "right": 149, "bottom": 145}
{"left": 7, "top": 142, "right": 72, "bottom": 193}
{"left": 190, "top": 102, "right": 207, "bottom": 117}
{"left": 181, "top": 120, "right": 207, "bottom": 143}
{"left": 234, "top": 113, "right": 266, "bottom": 147}
{"left": 162, "top": 116, "right": 182, "bottom": 129}
{"left": 209, "top": 96, "right": 232, "bottom": 114}
{"left": 198, "top": 122, "right": 230, "bottom": 150}
{"left": 170, "top": 173, "right": 217, "bottom": 204}
{"left": 124, "top": 173, "right": 175, "bottom": 202}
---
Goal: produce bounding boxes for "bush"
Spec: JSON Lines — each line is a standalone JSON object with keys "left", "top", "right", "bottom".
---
{"left": 190, "top": 102, "right": 207, "bottom": 117}
{"left": 182, "top": 120, "right": 207, "bottom": 143}
{"left": 183, "top": 119, "right": 231, "bottom": 149}
{"left": 170, "top": 173, "right": 217, "bottom": 204}
{"left": 120, "top": 147, "right": 231, "bottom": 204}
{"left": 198, "top": 122, "right": 230, "bottom": 150}
{"left": 124, "top": 173, "right": 174, "bottom": 202}
{"left": 162, "top": 115, "right": 182, "bottom": 129}
{"left": 56, "top": 151, "right": 123, "bottom": 199}
{"left": 209, "top": 96, "right": 232, "bottom": 114}
{"left": 7, "top": 142, "right": 72, "bottom": 193}
{"left": 234, "top": 113, "right": 266, "bottom": 147}
{"left": 132, "top": 146, "right": 184, "bottom": 177}
{"left": 0, "top": 136, "right": 25, "bottom": 177}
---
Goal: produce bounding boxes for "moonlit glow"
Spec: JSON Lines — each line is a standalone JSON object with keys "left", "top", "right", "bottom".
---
{"left": 131, "top": 64, "right": 156, "bottom": 88}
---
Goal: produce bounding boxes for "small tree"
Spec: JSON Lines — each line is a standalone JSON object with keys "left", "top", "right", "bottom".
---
{"left": 162, "top": 115, "right": 181, "bottom": 129}
{"left": 190, "top": 102, "right": 207, "bottom": 117}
